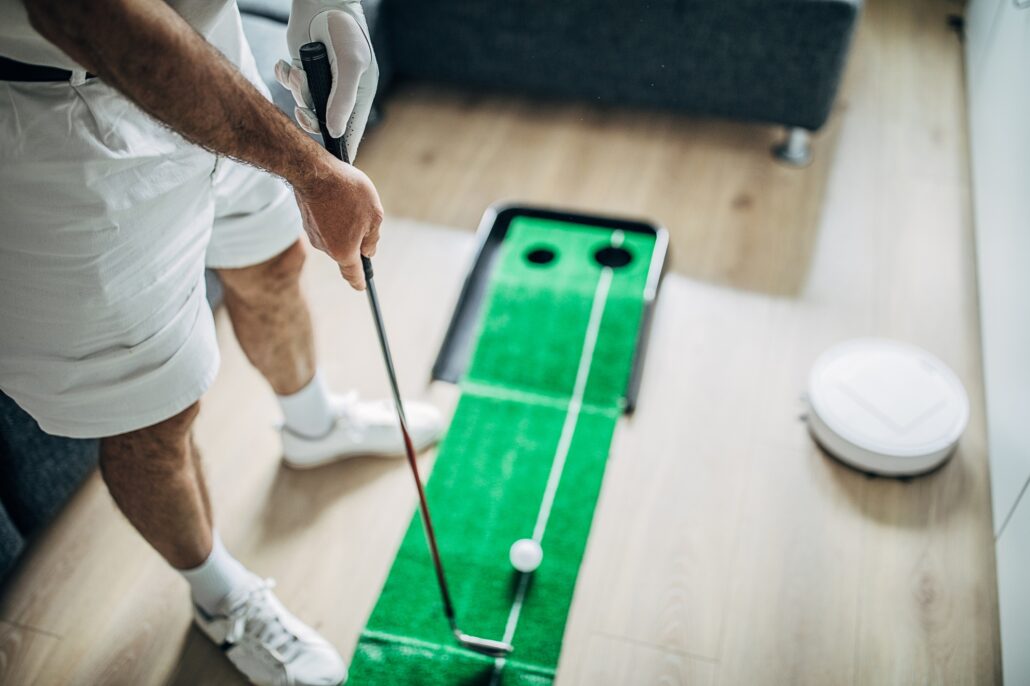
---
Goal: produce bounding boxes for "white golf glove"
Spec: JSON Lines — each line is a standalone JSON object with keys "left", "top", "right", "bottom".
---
{"left": 276, "top": 0, "right": 379, "bottom": 162}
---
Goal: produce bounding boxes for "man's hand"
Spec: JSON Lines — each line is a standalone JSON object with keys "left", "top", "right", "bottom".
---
{"left": 294, "top": 157, "right": 382, "bottom": 290}
{"left": 23, "top": 0, "right": 383, "bottom": 290}
{"left": 276, "top": 0, "right": 378, "bottom": 163}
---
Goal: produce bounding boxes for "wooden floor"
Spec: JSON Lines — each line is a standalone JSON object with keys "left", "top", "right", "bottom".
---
{"left": 0, "top": 0, "right": 1001, "bottom": 683}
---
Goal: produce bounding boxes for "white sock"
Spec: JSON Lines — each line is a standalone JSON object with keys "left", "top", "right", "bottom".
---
{"left": 181, "top": 532, "right": 253, "bottom": 613}
{"left": 277, "top": 369, "right": 334, "bottom": 438}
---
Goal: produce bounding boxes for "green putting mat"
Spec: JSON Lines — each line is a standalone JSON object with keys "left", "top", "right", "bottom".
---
{"left": 349, "top": 217, "right": 656, "bottom": 684}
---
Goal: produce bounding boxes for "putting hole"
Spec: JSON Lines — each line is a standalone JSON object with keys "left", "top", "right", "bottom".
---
{"left": 525, "top": 246, "right": 557, "bottom": 266}
{"left": 594, "top": 246, "right": 633, "bottom": 269}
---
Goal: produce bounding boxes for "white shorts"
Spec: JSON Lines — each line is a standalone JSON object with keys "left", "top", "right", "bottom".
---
{"left": 0, "top": 6, "right": 301, "bottom": 438}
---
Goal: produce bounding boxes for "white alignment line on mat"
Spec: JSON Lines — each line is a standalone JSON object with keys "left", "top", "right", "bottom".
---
{"left": 490, "top": 262, "right": 616, "bottom": 684}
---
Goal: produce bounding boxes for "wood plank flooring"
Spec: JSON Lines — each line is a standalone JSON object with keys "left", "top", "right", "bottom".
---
{"left": 0, "top": 0, "right": 999, "bottom": 683}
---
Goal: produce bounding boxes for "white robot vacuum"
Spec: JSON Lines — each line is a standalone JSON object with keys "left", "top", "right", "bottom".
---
{"left": 805, "top": 338, "right": 969, "bottom": 476}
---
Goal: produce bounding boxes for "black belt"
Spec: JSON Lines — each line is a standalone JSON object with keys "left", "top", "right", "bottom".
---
{"left": 0, "top": 54, "right": 95, "bottom": 82}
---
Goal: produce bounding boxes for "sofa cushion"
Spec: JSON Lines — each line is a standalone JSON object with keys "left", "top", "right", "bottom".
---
{"left": 237, "top": 0, "right": 290, "bottom": 23}
{"left": 0, "top": 501, "right": 24, "bottom": 581}
{"left": 240, "top": 12, "right": 298, "bottom": 117}
{"left": 384, "top": 0, "right": 860, "bottom": 131}
{"left": 0, "top": 392, "right": 98, "bottom": 537}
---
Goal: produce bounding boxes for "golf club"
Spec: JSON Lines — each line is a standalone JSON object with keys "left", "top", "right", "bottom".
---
{"left": 299, "top": 41, "right": 513, "bottom": 659}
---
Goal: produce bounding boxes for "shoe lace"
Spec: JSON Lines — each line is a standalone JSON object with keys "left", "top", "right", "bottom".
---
{"left": 226, "top": 579, "right": 302, "bottom": 664}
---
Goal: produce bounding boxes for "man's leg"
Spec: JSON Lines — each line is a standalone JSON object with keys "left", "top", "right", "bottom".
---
{"left": 100, "top": 401, "right": 250, "bottom": 614}
{"left": 100, "top": 402, "right": 212, "bottom": 570}
{"left": 217, "top": 239, "right": 315, "bottom": 399}
{"left": 217, "top": 239, "right": 337, "bottom": 441}
{"left": 215, "top": 239, "right": 443, "bottom": 467}
{"left": 100, "top": 399, "right": 347, "bottom": 685}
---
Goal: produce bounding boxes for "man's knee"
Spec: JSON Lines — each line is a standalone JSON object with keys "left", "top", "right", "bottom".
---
{"left": 218, "top": 240, "right": 306, "bottom": 304}
{"left": 100, "top": 401, "right": 200, "bottom": 468}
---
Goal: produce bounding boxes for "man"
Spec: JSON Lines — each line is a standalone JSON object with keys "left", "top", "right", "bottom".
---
{"left": 0, "top": 0, "right": 441, "bottom": 683}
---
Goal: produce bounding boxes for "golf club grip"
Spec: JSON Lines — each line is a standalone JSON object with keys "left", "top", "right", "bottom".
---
{"left": 300, "top": 42, "right": 372, "bottom": 280}
{"left": 299, "top": 42, "right": 348, "bottom": 164}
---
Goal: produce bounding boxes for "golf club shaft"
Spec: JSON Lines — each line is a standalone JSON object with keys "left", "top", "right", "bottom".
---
{"left": 361, "top": 265, "right": 459, "bottom": 627}
{"left": 299, "top": 41, "right": 458, "bottom": 628}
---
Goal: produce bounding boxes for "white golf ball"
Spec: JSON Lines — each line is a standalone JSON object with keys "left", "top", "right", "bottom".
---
{"left": 509, "top": 538, "right": 543, "bottom": 573}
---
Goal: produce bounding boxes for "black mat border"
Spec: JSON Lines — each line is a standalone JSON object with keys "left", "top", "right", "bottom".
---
{"left": 431, "top": 202, "right": 669, "bottom": 414}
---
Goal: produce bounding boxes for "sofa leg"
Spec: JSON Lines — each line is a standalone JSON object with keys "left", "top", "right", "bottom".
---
{"left": 772, "top": 127, "right": 813, "bottom": 167}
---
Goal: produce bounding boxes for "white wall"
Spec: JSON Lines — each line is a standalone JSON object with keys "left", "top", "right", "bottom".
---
{"left": 966, "top": 0, "right": 1030, "bottom": 535}
{"left": 964, "top": 0, "right": 1030, "bottom": 682}
{"left": 997, "top": 488, "right": 1030, "bottom": 682}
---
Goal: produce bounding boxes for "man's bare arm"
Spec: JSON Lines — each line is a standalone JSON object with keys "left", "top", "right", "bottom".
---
{"left": 24, "top": 0, "right": 382, "bottom": 289}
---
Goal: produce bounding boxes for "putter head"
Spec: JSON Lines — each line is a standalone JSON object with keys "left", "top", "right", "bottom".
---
{"left": 454, "top": 631, "right": 514, "bottom": 658}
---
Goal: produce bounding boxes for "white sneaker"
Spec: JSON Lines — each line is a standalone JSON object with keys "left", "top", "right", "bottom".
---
{"left": 193, "top": 576, "right": 347, "bottom": 686}
{"left": 281, "top": 393, "right": 443, "bottom": 469}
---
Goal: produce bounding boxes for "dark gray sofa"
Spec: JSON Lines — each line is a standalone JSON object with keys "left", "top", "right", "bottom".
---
{"left": 385, "top": 0, "right": 860, "bottom": 161}
{"left": 241, "top": 0, "right": 861, "bottom": 163}
{"left": 0, "top": 392, "right": 98, "bottom": 580}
